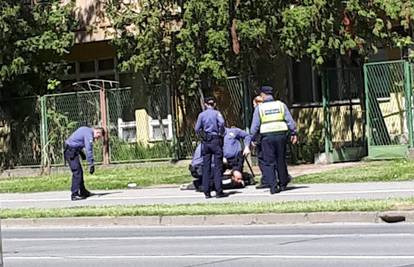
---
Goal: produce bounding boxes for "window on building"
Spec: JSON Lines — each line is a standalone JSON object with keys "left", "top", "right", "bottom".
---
{"left": 61, "top": 58, "right": 117, "bottom": 92}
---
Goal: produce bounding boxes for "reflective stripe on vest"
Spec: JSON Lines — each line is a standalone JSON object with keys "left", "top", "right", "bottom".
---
{"left": 259, "top": 101, "right": 288, "bottom": 133}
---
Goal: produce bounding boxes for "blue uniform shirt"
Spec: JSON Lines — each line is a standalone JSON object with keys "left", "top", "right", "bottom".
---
{"left": 194, "top": 107, "right": 225, "bottom": 136}
{"left": 65, "top": 126, "right": 95, "bottom": 165}
{"left": 223, "top": 127, "right": 251, "bottom": 159}
{"left": 250, "top": 96, "right": 297, "bottom": 137}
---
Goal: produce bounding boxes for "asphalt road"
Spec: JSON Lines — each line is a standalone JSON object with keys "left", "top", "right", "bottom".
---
{"left": 2, "top": 223, "right": 414, "bottom": 267}
{"left": 2, "top": 181, "right": 414, "bottom": 209}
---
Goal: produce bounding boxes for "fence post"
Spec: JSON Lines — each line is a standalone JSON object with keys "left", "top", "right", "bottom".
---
{"left": 168, "top": 77, "right": 179, "bottom": 161}
{"left": 321, "top": 71, "right": 333, "bottom": 161}
{"left": 242, "top": 75, "right": 250, "bottom": 132}
{"left": 404, "top": 61, "right": 414, "bottom": 149}
{"left": 100, "top": 83, "right": 110, "bottom": 165}
{"left": 363, "top": 64, "right": 371, "bottom": 154}
{"left": 40, "top": 95, "right": 48, "bottom": 169}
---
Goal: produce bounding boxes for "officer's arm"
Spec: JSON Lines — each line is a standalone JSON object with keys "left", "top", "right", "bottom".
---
{"left": 194, "top": 114, "right": 203, "bottom": 134}
{"left": 217, "top": 112, "right": 225, "bottom": 135}
{"left": 237, "top": 129, "right": 252, "bottom": 147}
{"left": 84, "top": 133, "right": 94, "bottom": 166}
{"left": 249, "top": 106, "right": 260, "bottom": 137}
{"left": 283, "top": 103, "right": 297, "bottom": 135}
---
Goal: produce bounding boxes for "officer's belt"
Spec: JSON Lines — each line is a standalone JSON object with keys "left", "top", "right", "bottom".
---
{"left": 203, "top": 134, "right": 222, "bottom": 141}
{"left": 260, "top": 131, "right": 288, "bottom": 137}
{"left": 64, "top": 145, "right": 82, "bottom": 152}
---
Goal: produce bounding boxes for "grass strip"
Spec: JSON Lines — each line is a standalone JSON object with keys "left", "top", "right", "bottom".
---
{"left": 2, "top": 197, "right": 414, "bottom": 219}
{"left": 294, "top": 159, "right": 414, "bottom": 184}
{"left": 1, "top": 160, "right": 414, "bottom": 193}
{"left": 0, "top": 166, "right": 191, "bottom": 193}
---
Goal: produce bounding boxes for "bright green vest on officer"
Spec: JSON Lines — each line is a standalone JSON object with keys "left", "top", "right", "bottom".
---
{"left": 259, "top": 100, "right": 288, "bottom": 134}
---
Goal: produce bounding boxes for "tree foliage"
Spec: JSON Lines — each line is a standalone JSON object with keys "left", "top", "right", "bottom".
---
{"left": 107, "top": 0, "right": 414, "bottom": 91}
{"left": 0, "top": 1, "right": 76, "bottom": 96}
{"left": 280, "top": 0, "right": 414, "bottom": 65}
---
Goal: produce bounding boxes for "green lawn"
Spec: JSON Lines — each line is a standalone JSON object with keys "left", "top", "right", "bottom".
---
{"left": 2, "top": 197, "right": 414, "bottom": 219}
{"left": 0, "top": 165, "right": 191, "bottom": 193}
{"left": 1, "top": 160, "right": 414, "bottom": 193}
{"left": 294, "top": 159, "right": 414, "bottom": 184}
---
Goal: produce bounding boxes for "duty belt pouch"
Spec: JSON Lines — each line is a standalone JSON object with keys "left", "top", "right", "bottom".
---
{"left": 65, "top": 147, "right": 79, "bottom": 160}
{"left": 203, "top": 135, "right": 213, "bottom": 142}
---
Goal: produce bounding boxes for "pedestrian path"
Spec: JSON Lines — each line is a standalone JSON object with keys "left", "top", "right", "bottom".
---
{"left": 1, "top": 181, "right": 414, "bottom": 210}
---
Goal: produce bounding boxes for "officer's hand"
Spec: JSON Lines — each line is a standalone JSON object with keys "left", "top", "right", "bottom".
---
{"left": 251, "top": 142, "right": 257, "bottom": 147}
{"left": 243, "top": 147, "right": 251, "bottom": 157}
{"left": 79, "top": 151, "right": 86, "bottom": 161}
{"left": 89, "top": 165, "right": 95, "bottom": 175}
{"left": 290, "top": 135, "right": 298, "bottom": 144}
{"left": 223, "top": 157, "right": 228, "bottom": 164}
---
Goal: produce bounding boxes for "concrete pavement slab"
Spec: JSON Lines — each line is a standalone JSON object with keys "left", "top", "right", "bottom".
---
{"left": 1, "top": 181, "right": 414, "bottom": 210}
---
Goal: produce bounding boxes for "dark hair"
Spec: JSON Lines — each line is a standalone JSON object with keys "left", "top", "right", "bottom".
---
{"left": 204, "top": 96, "right": 216, "bottom": 105}
{"left": 94, "top": 127, "right": 105, "bottom": 136}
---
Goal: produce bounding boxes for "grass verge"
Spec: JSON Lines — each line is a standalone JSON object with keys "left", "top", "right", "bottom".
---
{"left": 1, "top": 160, "right": 414, "bottom": 193}
{"left": 294, "top": 159, "right": 414, "bottom": 184}
{"left": 0, "top": 165, "right": 191, "bottom": 193}
{"left": 2, "top": 198, "right": 414, "bottom": 219}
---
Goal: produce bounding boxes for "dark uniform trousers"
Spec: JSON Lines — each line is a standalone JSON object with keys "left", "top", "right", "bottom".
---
{"left": 64, "top": 146, "right": 86, "bottom": 194}
{"left": 261, "top": 133, "right": 289, "bottom": 192}
{"left": 225, "top": 151, "right": 244, "bottom": 172}
{"left": 201, "top": 136, "right": 223, "bottom": 194}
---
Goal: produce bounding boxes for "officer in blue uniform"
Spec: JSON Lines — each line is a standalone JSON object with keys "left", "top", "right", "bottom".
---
{"left": 64, "top": 126, "right": 104, "bottom": 200}
{"left": 194, "top": 97, "right": 227, "bottom": 198}
{"left": 223, "top": 127, "right": 252, "bottom": 172}
{"left": 250, "top": 86, "right": 297, "bottom": 194}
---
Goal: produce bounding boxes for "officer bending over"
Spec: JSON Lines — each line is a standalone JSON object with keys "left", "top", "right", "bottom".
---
{"left": 194, "top": 97, "right": 227, "bottom": 199}
{"left": 223, "top": 126, "right": 251, "bottom": 173}
{"left": 64, "top": 126, "right": 104, "bottom": 201}
{"left": 250, "top": 86, "right": 297, "bottom": 194}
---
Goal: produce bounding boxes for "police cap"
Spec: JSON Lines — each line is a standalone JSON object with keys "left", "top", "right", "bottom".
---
{"left": 260, "top": 86, "right": 273, "bottom": 95}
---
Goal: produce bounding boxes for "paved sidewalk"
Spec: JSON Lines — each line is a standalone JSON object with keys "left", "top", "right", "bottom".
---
{"left": 1, "top": 181, "right": 414, "bottom": 210}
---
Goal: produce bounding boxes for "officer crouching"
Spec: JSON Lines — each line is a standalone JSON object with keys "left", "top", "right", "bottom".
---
{"left": 194, "top": 97, "right": 228, "bottom": 199}
{"left": 250, "top": 86, "right": 297, "bottom": 194}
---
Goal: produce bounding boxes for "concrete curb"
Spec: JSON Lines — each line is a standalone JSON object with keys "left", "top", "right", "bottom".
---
{"left": 3, "top": 211, "right": 414, "bottom": 228}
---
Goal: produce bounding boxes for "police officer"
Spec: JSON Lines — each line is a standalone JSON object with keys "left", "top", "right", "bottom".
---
{"left": 250, "top": 86, "right": 297, "bottom": 194}
{"left": 223, "top": 126, "right": 251, "bottom": 173}
{"left": 64, "top": 126, "right": 104, "bottom": 200}
{"left": 194, "top": 97, "right": 227, "bottom": 198}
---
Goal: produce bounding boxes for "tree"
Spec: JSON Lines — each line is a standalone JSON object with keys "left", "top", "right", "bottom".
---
{"left": 0, "top": 1, "right": 76, "bottom": 97}
{"left": 279, "top": 0, "right": 414, "bottom": 65}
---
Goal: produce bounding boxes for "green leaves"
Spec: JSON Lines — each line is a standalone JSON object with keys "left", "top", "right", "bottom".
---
{"left": 0, "top": 0, "right": 76, "bottom": 96}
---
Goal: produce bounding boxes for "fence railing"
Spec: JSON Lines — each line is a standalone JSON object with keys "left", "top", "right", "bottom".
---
{"left": 0, "top": 73, "right": 372, "bottom": 168}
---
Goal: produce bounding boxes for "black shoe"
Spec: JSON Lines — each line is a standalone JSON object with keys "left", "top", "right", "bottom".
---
{"left": 71, "top": 193, "right": 87, "bottom": 201}
{"left": 80, "top": 189, "right": 92, "bottom": 198}
{"left": 205, "top": 193, "right": 212, "bottom": 199}
{"left": 270, "top": 186, "right": 281, "bottom": 195}
{"left": 280, "top": 185, "right": 287, "bottom": 191}
{"left": 256, "top": 184, "right": 269, "bottom": 189}
{"left": 215, "top": 192, "right": 229, "bottom": 198}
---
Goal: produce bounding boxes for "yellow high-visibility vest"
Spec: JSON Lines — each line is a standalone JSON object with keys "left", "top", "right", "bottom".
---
{"left": 259, "top": 101, "right": 288, "bottom": 133}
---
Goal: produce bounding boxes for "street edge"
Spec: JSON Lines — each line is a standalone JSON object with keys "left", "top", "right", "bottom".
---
{"left": 2, "top": 211, "right": 414, "bottom": 228}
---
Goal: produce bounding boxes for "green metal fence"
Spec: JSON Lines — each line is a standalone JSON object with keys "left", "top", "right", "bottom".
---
{"left": 364, "top": 60, "right": 414, "bottom": 159}
{"left": 321, "top": 68, "right": 366, "bottom": 162}
{"left": 2, "top": 75, "right": 311, "bottom": 167}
